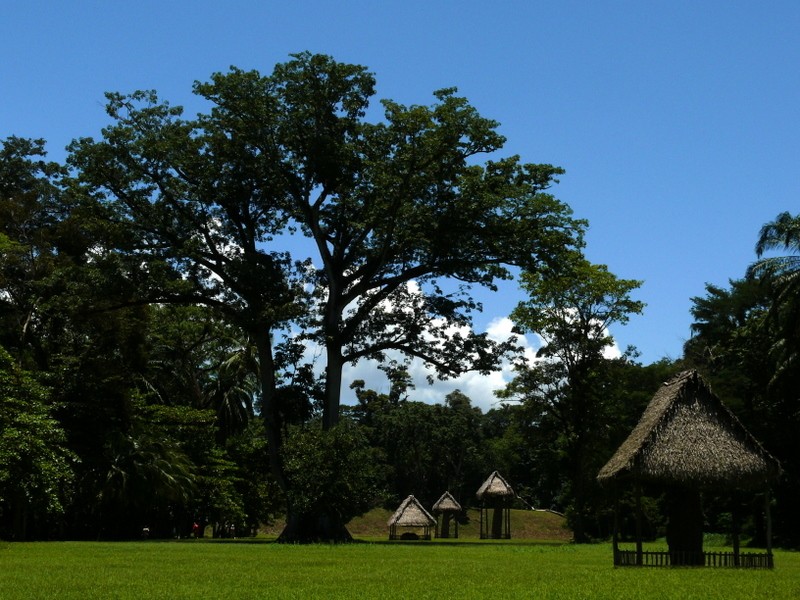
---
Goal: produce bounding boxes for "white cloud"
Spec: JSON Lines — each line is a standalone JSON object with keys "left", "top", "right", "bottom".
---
{"left": 340, "top": 352, "right": 510, "bottom": 412}
{"left": 338, "top": 316, "right": 542, "bottom": 412}
{"left": 603, "top": 340, "right": 622, "bottom": 359}
{"left": 293, "top": 281, "right": 625, "bottom": 414}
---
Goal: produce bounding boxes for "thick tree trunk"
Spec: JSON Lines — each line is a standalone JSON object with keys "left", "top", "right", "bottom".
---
{"left": 264, "top": 324, "right": 355, "bottom": 543}
{"left": 570, "top": 448, "right": 590, "bottom": 543}
{"left": 12, "top": 492, "right": 27, "bottom": 541}
{"left": 253, "top": 330, "right": 286, "bottom": 492}
{"left": 256, "top": 329, "right": 347, "bottom": 543}
{"left": 571, "top": 496, "right": 588, "bottom": 543}
{"left": 323, "top": 345, "right": 343, "bottom": 430}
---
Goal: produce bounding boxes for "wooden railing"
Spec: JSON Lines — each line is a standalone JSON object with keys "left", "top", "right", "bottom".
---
{"left": 614, "top": 549, "right": 773, "bottom": 568}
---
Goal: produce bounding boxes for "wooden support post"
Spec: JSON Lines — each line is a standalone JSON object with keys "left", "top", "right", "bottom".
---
{"left": 635, "top": 484, "right": 644, "bottom": 566}
{"left": 491, "top": 502, "right": 503, "bottom": 538}
{"left": 612, "top": 488, "right": 620, "bottom": 566}
{"left": 732, "top": 502, "right": 740, "bottom": 567}
{"left": 765, "top": 490, "right": 773, "bottom": 568}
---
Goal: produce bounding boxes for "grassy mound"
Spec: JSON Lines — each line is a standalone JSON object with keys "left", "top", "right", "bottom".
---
{"left": 263, "top": 507, "right": 572, "bottom": 542}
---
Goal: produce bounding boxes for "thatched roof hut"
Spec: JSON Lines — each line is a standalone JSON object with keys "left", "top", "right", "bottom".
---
{"left": 598, "top": 370, "right": 781, "bottom": 489}
{"left": 432, "top": 491, "right": 462, "bottom": 539}
{"left": 476, "top": 471, "right": 514, "bottom": 539}
{"left": 432, "top": 491, "right": 462, "bottom": 513}
{"left": 388, "top": 495, "right": 436, "bottom": 540}
{"left": 476, "top": 471, "right": 515, "bottom": 500}
{"left": 598, "top": 370, "right": 780, "bottom": 568}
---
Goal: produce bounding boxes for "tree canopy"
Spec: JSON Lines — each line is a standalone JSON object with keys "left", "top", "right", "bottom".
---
{"left": 65, "top": 52, "right": 585, "bottom": 541}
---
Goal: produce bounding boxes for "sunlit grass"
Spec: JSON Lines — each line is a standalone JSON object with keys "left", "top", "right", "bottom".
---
{"left": 1, "top": 540, "right": 798, "bottom": 599}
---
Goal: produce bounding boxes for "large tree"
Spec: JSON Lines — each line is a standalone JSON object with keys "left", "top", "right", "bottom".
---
{"left": 189, "top": 53, "right": 584, "bottom": 430}
{"left": 69, "top": 52, "right": 584, "bottom": 540}
{"left": 499, "top": 259, "right": 644, "bottom": 542}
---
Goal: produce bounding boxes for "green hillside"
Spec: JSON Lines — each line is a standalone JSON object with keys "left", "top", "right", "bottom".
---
{"left": 263, "top": 508, "right": 571, "bottom": 542}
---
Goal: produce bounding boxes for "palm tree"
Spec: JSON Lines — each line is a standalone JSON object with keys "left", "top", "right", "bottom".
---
{"left": 747, "top": 211, "right": 800, "bottom": 386}
{"left": 750, "top": 212, "right": 800, "bottom": 292}
{"left": 205, "top": 343, "right": 259, "bottom": 441}
{"left": 97, "top": 426, "right": 195, "bottom": 539}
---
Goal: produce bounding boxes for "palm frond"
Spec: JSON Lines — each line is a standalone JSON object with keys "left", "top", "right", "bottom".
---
{"left": 755, "top": 211, "right": 800, "bottom": 257}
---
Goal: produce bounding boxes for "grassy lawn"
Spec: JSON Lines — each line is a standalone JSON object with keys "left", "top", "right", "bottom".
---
{"left": 1, "top": 538, "right": 798, "bottom": 599}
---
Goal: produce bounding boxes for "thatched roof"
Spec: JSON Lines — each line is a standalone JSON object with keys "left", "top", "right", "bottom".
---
{"left": 432, "top": 491, "right": 462, "bottom": 513}
{"left": 476, "top": 471, "right": 515, "bottom": 500}
{"left": 387, "top": 495, "right": 436, "bottom": 527}
{"left": 597, "top": 370, "right": 781, "bottom": 489}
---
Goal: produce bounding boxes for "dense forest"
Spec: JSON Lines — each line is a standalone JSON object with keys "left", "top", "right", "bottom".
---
{"left": 2, "top": 54, "right": 799, "bottom": 546}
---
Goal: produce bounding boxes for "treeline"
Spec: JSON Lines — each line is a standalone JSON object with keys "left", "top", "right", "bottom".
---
{"left": 2, "top": 53, "right": 800, "bottom": 545}
{"left": 0, "top": 125, "right": 659, "bottom": 542}
{"left": 0, "top": 280, "right": 676, "bottom": 542}
{"left": 2, "top": 133, "right": 799, "bottom": 544}
{"left": 682, "top": 212, "right": 800, "bottom": 548}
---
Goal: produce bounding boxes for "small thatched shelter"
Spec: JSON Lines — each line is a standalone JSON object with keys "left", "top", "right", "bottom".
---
{"left": 598, "top": 370, "right": 781, "bottom": 567}
{"left": 432, "top": 491, "right": 462, "bottom": 539}
{"left": 476, "top": 471, "right": 515, "bottom": 539}
{"left": 388, "top": 495, "right": 436, "bottom": 540}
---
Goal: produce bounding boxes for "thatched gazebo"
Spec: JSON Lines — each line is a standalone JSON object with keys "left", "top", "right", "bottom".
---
{"left": 598, "top": 370, "right": 781, "bottom": 567}
{"left": 388, "top": 495, "right": 436, "bottom": 540}
{"left": 476, "top": 471, "right": 515, "bottom": 539}
{"left": 432, "top": 491, "right": 462, "bottom": 539}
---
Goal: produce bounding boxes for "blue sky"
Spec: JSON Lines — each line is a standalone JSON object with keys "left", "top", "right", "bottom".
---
{"left": 2, "top": 1, "right": 799, "bottom": 404}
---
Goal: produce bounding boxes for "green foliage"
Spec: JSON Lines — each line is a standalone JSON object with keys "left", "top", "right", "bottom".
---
{"left": 0, "top": 136, "right": 72, "bottom": 366}
{"left": 350, "top": 377, "right": 486, "bottom": 508}
{"left": 501, "top": 259, "right": 645, "bottom": 541}
{"left": 686, "top": 274, "right": 800, "bottom": 546}
{"left": 72, "top": 51, "right": 584, "bottom": 429}
{"left": 96, "top": 425, "right": 194, "bottom": 535}
{"left": 225, "top": 422, "right": 283, "bottom": 532}
{"left": 681, "top": 211, "right": 800, "bottom": 547}
{"left": 144, "top": 305, "right": 260, "bottom": 441}
{"left": 280, "top": 420, "right": 384, "bottom": 525}
{"left": 192, "top": 446, "right": 246, "bottom": 537}
{"left": 0, "top": 346, "right": 75, "bottom": 539}
{"left": 513, "top": 258, "right": 645, "bottom": 362}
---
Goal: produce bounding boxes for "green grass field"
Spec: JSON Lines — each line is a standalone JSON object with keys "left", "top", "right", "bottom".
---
{"left": 2, "top": 538, "right": 798, "bottom": 599}
{"left": 1, "top": 511, "right": 797, "bottom": 599}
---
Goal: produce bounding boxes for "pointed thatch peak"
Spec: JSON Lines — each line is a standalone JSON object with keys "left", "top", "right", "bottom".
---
{"left": 597, "top": 370, "right": 781, "bottom": 489}
{"left": 476, "top": 471, "right": 515, "bottom": 500}
{"left": 387, "top": 495, "right": 436, "bottom": 527}
{"left": 432, "top": 491, "right": 462, "bottom": 513}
